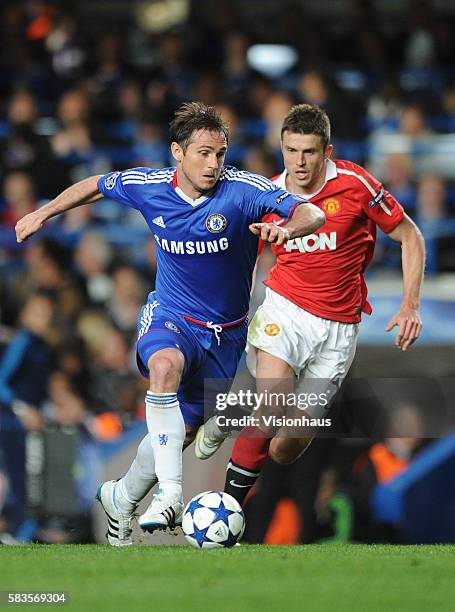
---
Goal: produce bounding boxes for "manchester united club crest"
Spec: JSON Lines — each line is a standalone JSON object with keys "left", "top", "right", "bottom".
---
{"left": 205, "top": 213, "right": 227, "bottom": 233}
{"left": 322, "top": 199, "right": 341, "bottom": 215}
{"left": 264, "top": 323, "right": 280, "bottom": 336}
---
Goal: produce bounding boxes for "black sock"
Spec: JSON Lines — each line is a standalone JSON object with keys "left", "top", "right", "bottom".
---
{"left": 224, "top": 460, "right": 260, "bottom": 506}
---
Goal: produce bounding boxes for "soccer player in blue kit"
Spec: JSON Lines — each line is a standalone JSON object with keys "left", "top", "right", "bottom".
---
{"left": 15, "top": 102, "right": 325, "bottom": 545}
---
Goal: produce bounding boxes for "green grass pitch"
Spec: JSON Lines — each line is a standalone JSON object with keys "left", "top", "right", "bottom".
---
{"left": 1, "top": 544, "right": 455, "bottom": 611}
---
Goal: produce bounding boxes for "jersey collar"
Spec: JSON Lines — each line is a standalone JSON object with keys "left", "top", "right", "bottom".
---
{"left": 172, "top": 169, "right": 210, "bottom": 207}
{"left": 278, "top": 159, "right": 338, "bottom": 198}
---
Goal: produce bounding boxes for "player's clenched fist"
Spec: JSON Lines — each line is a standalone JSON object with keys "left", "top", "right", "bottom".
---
{"left": 15, "top": 210, "right": 46, "bottom": 243}
{"left": 249, "top": 222, "right": 291, "bottom": 245}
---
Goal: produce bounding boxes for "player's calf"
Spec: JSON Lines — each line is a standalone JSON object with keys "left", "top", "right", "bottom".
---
{"left": 223, "top": 427, "right": 271, "bottom": 506}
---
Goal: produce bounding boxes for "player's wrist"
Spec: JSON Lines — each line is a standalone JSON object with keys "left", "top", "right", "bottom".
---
{"left": 401, "top": 300, "right": 420, "bottom": 311}
{"left": 279, "top": 225, "right": 292, "bottom": 240}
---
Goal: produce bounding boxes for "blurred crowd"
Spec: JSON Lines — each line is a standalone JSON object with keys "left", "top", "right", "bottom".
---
{"left": 0, "top": 0, "right": 455, "bottom": 543}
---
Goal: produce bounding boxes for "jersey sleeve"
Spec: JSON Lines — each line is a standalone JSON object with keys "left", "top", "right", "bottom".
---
{"left": 231, "top": 169, "right": 303, "bottom": 221}
{"left": 358, "top": 168, "right": 404, "bottom": 233}
{"left": 98, "top": 167, "right": 152, "bottom": 209}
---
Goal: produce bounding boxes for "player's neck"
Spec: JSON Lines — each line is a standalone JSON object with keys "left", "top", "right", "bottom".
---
{"left": 286, "top": 166, "right": 327, "bottom": 197}
{"left": 175, "top": 169, "right": 208, "bottom": 201}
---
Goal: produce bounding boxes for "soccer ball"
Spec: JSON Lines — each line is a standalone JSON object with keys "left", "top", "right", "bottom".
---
{"left": 182, "top": 491, "right": 245, "bottom": 548}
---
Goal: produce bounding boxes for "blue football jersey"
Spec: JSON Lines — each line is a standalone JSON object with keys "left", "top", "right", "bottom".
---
{"left": 98, "top": 165, "right": 303, "bottom": 323}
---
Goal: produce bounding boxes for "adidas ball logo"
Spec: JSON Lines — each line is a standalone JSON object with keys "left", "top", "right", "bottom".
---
{"left": 152, "top": 216, "right": 166, "bottom": 228}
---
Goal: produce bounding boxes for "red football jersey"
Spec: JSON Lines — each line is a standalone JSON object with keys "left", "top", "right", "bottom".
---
{"left": 262, "top": 159, "right": 404, "bottom": 323}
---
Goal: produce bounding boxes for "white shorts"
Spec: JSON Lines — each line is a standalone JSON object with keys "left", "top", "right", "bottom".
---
{"left": 246, "top": 287, "right": 359, "bottom": 418}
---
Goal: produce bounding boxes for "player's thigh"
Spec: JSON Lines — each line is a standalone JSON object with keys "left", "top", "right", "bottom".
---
{"left": 179, "top": 322, "right": 248, "bottom": 430}
{"left": 254, "top": 350, "right": 296, "bottom": 435}
{"left": 136, "top": 304, "right": 202, "bottom": 382}
{"left": 256, "top": 349, "right": 295, "bottom": 381}
{"left": 300, "top": 321, "right": 359, "bottom": 416}
{"left": 246, "top": 288, "right": 327, "bottom": 380}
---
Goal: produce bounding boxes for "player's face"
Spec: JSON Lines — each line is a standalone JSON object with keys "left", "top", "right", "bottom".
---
{"left": 172, "top": 129, "right": 227, "bottom": 198}
{"left": 281, "top": 131, "right": 333, "bottom": 195}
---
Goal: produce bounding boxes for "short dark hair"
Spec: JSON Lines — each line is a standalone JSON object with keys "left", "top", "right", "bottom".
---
{"left": 169, "top": 102, "right": 229, "bottom": 150}
{"left": 281, "top": 104, "right": 331, "bottom": 149}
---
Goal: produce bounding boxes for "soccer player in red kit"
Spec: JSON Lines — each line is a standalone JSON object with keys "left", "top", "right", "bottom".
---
{"left": 195, "top": 104, "right": 425, "bottom": 506}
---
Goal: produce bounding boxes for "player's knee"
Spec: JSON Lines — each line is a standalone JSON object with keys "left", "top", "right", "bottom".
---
{"left": 269, "top": 439, "right": 308, "bottom": 465}
{"left": 148, "top": 353, "right": 183, "bottom": 389}
{"left": 269, "top": 440, "right": 297, "bottom": 465}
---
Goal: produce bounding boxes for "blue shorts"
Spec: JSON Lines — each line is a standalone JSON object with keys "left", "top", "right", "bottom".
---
{"left": 136, "top": 294, "right": 247, "bottom": 428}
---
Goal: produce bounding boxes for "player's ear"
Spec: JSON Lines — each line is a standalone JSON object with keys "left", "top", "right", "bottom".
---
{"left": 325, "top": 144, "right": 334, "bottom": 160}
{"left": 171, "top": 142, "right": 184, "bottom": 163}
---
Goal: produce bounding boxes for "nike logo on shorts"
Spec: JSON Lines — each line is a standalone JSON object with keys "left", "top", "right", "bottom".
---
{"left": 229, "top": 480, "right": 251, "bottom": 488}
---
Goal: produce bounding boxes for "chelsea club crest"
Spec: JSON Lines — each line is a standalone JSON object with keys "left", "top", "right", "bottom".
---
{"left": 205, "top": 213, "right": 227, "bottom": 233}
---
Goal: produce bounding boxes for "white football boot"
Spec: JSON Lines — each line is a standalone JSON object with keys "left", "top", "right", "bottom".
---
{"left": 194, "top": 417, "right": 229, "bottom": 460}
{"left": 97, "top": 480, "right": 136, "bottom": 547}
{"left": 138, "top": 489, "right": 183, "bottom": 533}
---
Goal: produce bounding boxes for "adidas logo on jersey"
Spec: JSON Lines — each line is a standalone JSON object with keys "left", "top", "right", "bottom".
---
{"left": 153, "top": 216, "right": 166, "bottom": 228}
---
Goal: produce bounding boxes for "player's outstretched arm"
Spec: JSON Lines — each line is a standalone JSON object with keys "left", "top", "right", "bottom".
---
{"left": 249, "top": 202, "right": 325, "bottom": 245}
{"left": 385, "top": 213, "right": 425, "bottom": 351}
{"left": 15, "top": 175, "right": 104, "bottom": 243}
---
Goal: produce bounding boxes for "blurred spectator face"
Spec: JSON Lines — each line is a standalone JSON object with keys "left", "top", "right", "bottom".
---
{"left": 299, "top": 71, "right": 328, "bottom": 105}
{"left": 62, "top": 205, "right": 93, "bottom": 232}
{"left": 137, "top": 117, "right": 164, "bottom": 143}
{"left": 119, "top": 82, "right": 142, "bottom": 118}
{"left": 3, "top": 171, "right": 35, "bottom": 203}
{"left": 443, "top": 84, "right": 455, "bottom": 115}
{"left": 417, "top": 175, "right": 446, "bottom": 221}
{"left": 263, "top": 91, "right": 293, "bottom": 125}
{"left": 101, "top": 329, "right": 130, "bottom": 371}
{"left": 248, "top": 77, "right": 273, "bottom": 115}
{"left": 57, "top": 89, "right": 89, "bottom": 125}
{"left": 159, "top": 32, "right": 183, "bottom": 66}
{"left": 58, "top": 338, "right": 86, "bottom": 378}
{"left": 385, "top": 153, "right": 413, "bottom": 187}
{"left": 387, "top": 403, "right": 424, "bottom": 455}
{"left": 48, "top": 371, "right": 73, "bottom": 403}
{"left": 98, "top": 34, "right": 122, "bottom": 67}
{"left": 194, "top": 73, "right": 219, "bottom": 106}
{"left": 281, "top": 130, "right": 333, "bottom": 194}
{"left": 74, "top": 232, "right": 112, "bottom": 276}
{"left": 53, "top": 392, "right": 86, "bottom": 425}
{"left": 146, "top": 80, "right": 168, "bottom": 109}
{"left": 399, "top": 105, "right": 427, "bottom": 137}
{"left": 2, "top": 172, "right": 36, "bottom": 224}
{"left": 25, "top": 244, "right": 65, "bottom": 288}
{"left": 263, "top": 92, "right": 293, "bottom": 149}
{"left": 244, "top": 144, "right": 278, "bottom": 177}
{"left": 7, "top": 91, "right": 38, "bottom": 125}
{"left": 77, "top": 312, "right": 114, "bottom": 359}
{"left": 224, "top": 31, "right": 249, "bottom": 72}
{"left": 20, "top": 293, "right": 54, "bottom": 337}
{"left": 215, "top": 104, "right": 239, "bottom": 140}
{"left": 112, "top": 266, "right": 143, "bottom": 304}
